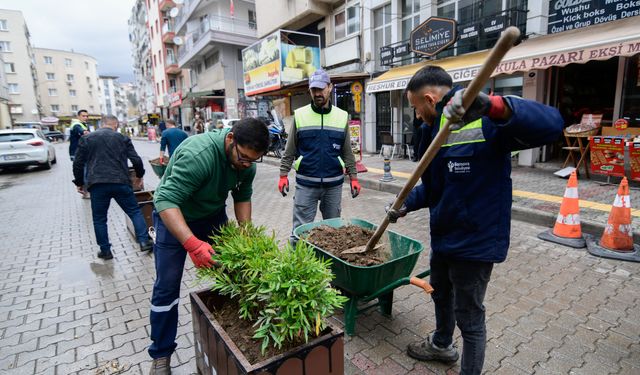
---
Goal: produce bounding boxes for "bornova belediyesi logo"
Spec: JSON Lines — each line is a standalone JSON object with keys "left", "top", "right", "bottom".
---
{"left": 448, "top": 160, "right": 471, "bottom": 174}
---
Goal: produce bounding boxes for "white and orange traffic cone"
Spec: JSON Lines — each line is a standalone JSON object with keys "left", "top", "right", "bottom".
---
{"left": 586, "top": 177, "right": 640, "bottom": 262}
{"left": 538, "top": 171, "right": 586, "bottom": 248}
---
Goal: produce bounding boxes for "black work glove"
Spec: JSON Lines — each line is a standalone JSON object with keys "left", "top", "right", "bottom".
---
{"left": 385, "top": 200, "right": 407, "bottom": 223}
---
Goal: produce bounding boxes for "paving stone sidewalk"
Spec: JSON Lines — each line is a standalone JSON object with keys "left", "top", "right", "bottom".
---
{"left": 0, "top": 141, "right": 638, "bottom": 374}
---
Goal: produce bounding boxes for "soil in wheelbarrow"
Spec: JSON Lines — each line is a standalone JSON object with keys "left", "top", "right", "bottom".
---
{"left": 304, "top": 225, "right": 390, "bottom": 266}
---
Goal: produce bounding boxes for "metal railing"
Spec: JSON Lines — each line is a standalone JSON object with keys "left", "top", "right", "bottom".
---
{"left": 178, "top": 14, "right": 257, "bottom": 61}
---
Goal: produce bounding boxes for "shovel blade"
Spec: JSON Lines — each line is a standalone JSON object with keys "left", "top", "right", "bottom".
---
{"left": 341, "top": 243, "right": 383, "bottom": 255}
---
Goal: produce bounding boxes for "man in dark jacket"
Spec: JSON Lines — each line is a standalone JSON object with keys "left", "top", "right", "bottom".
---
{"left": 73, "top": 115, "right": 153, "bottom": 260}
{"left": 69, "top": 109, "right": 90, "bottom": 160}
{"left": 386, "top": 66, "right": 562, "bottom": 375}
{"left": 158, "top": 119, "right": 188, "bottom": 164}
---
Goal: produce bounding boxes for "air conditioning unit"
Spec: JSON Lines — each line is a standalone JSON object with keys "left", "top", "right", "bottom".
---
{"left": 66, "top": 81, "right": 72, "bottom": 86}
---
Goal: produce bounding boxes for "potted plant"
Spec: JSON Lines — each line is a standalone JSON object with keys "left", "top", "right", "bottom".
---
{"left": 191, "top": 223, "right": 347, "bottom": 375}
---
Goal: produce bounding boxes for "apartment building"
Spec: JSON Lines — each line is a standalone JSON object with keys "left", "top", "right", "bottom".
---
{"left": 173, "top": 0, "right": 257, "bottom": 124}
{"left": 0, "top": 9, "right": 41, "bottom": 124}
{"left": 0, "top": 54, "right": 11, "bottom": 128}
{"left": 33, "top": 48, "right": 100, "bottom": 119}
{"left": 98, "top": 75, "right": 127, "bottom": 122}
{"left": 129, "top": 0, "right": 156, "bottom": 117}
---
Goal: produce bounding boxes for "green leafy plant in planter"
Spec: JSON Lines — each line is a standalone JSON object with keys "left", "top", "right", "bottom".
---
{"left": 197, "top": 222, "right": 348, "bottom": 354}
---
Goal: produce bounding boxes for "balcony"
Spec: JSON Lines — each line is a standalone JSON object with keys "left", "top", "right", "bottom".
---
{"left": 165, "top": 54, "right": 180, "bottom": 74}
{"left": 162, "top": 22, "right": 176, "bottom": 44}
{"left": 159, "top": 0, "right": 175, "bottom": 11}
{"left": 177, "top": 15, "right": 257, "bottom": 67}
{"left": 174, "top": 0, "right": 203, "bottom": 33}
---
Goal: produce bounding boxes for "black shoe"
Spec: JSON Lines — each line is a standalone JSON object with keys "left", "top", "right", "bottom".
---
{"left": 149, "top": 356, "right": 171, "bottom": 375}
{"left": 140, "top": 239, "right": 154, "bottom": 252}
{"left": 97, "top": 250, "right": 113, "bottom": 260}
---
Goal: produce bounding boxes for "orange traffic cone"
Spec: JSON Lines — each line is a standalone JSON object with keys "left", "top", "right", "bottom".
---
{"left": 600, "top": 177, "right": 633, "bottom": 252}
{"left": 586, "top": 177, "right": 640, "bottom": 262}
{"left": 538, "top": 171, "right": 585, "bottom": 248}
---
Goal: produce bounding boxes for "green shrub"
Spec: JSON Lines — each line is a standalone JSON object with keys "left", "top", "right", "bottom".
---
{"left": 197, "top": 222, "right": 347, "bottom": 354}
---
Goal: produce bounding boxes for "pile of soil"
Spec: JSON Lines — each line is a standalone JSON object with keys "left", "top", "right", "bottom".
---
{"left": 304, "top": 225, "right": 388, "bottom": 266}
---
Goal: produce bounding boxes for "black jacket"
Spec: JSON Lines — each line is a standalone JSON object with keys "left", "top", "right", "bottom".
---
{"left": 73, "top": 127, "right": 144, "bottom": 188}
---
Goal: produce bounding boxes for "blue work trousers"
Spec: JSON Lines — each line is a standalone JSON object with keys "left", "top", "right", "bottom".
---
{"left": 148, "top": 209, "right": 228, "bottom": 359}
{"left": 430, "top": 252, "right": 494, "bottom": 375}
{"left": 88, "top": 183, "right": 149, "bottom": 253}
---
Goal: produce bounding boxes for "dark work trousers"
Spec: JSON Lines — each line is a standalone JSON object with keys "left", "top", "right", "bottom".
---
{"left": 88, "top": 183, "right": 149, "bottom": 253}
{"left": 430, "top": 252, "right": 494, "bottom": 375}
{"left": 148, "top": 209, "right": 228, "bottom": 359}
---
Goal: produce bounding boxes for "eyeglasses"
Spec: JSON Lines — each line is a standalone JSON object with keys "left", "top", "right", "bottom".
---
{"left": 234, "top": 141, "right": 263, "bottom": 164}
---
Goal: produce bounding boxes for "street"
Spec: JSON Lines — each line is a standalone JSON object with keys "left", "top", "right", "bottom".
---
{"left": 0, "top": 139, "right": 639, "bottom": 374}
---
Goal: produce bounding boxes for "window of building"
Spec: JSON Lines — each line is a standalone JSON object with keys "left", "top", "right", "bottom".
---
{"left": 374, "top": 4, "right": 392, "bottom": 71}
{"left": 64, "top": 58, "right": 72, "bottom": 67}
{"left": 621, "top": 55, "right": 640, "bottom": 127}
{"left": 44, "top": 56, "right": 53, "bottom": 64}
{"left": 46, "top": 72, "right": 55, "bottom": 80}
{"left": 71, "top": 105, "right": 78, "bottom": 112}
{"left": 156, "top": 82, "right": 159, "bottom": 95}
{"left": 0, "top": 20, "right": 8, "bottom": 31}
{"left": 204, "top": 50, "right": 219, "bottom": 69}
{"left": 85, "top": 61, "right": 89, "bottom": 69}
{"left": 4, "top": 62, "right": 15, "bottom": 73}
{"left": 402, "top": 0, "right": 420, "bottom": 40}
{"left": 334, "top": 1, "right": 359, "bottom": 41}
{"left": 9, "top": 104, "right": 22, "bottom": 114}
{"left": 248, "top": 10, "right": 257, "bottom": 30}
{"left": 158, "top": 49, "right": 162, "bottom": 64}
{"left": 90, "top": 105, "right": 94, "bottom": 112}
{"left": 153, "top": 54, "right": 157, "bottom": 67}
{"left": 161, "top": 79, "right": 165, "bottom": 94}
{"left": 67, "top": 74, "right": 74, "bottom": 82}
{"left": 166, "top": 48, "right": 176, "bottom": 64}
{"left": 88, "top": 90, "right": 93, "bottom": 97}
{"left": 51, "top": 104, "right": 60, "bottom": 112}
{"left": 0, "top": 41, "right": 11, "bottom": 52}
{"left": 86, "top": 76, "right": 91, "bottom": 83}
{"left": 69, "top": 89, "right": 77, "bottom": 97}
{"left": 169, "top": 78, "right": 177, "bottom": 93}
{"left": 48, "top": 88, "right": 58, "bottom": 96}
{"left": 8, "top": 83, "right": 18, "bottom": 93}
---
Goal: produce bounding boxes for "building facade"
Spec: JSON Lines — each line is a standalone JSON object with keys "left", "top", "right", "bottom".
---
{"left": 173, "top": 0, "right": 257, "bottom": 126}
{"left": 33, "top": 48, "right": 101, "bottom": 119}
{"left": 129, "top": 0, "right": 157, "bottom": 118}
{"left": 98, "top": 75, "right": 128, "bottom": 122}
{"left": 0, "top": 54, "right": 11, "bottom": 128}
{"left": 0, "top": 9, "right": 41, "bottom": 124}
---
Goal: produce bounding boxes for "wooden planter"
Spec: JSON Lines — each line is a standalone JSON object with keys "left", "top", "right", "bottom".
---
{"left": 190, "top": 289, "right": 344, "bottom": 375}
{"left": 125, "top": 190, "right": 154, "bottom": 238}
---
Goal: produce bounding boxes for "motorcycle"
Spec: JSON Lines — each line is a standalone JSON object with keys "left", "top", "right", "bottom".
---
{"left": 267, "top": 120, "right": 286, "bottom": 158}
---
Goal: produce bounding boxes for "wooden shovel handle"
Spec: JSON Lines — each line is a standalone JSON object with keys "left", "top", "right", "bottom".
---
{"left": 364, "top": 26, "right": 521, "bottom": 252}
{"left": 410, "top": 277, "right": 434, "bottom": 294}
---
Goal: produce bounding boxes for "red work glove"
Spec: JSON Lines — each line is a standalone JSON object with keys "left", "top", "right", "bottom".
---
{"left": 182, "top": 236, "right": 216, "bottom": 268}
{"left": 159, "top": 155, "right": 164, "bottom": 164}
{"left": 278, "top": 175, "right": 289, "bottom": 197}
{"left": 350, "top": 178, "right": 361, "bottom": 198}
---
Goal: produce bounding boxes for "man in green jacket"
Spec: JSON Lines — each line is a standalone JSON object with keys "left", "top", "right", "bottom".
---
{"left": 147, "top": 118, "right": 269, "bottom": 374}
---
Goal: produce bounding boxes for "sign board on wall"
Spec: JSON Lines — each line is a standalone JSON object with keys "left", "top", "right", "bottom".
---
{"left": 410, "top": 17, "right": 457, "bottom": 57}
{"left": 280, "top": 31, "right": 321, "bottom": 84}
{"left": 242, "top": 31, "right": 281, "bottom": 96}
{"left": 630, "top": 142, "right": 640, "bottom": 182}
{"left": 590, "top": 136, "right": 626, "bottom": 177}
{"left": 548, "top": 0, "right": 640, "bottom": 34}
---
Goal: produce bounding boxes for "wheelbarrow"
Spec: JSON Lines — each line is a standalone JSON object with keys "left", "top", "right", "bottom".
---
{"left": 294, "top": 218, "right": 432, "bottom": 335}
{"left": 149, "top": 157, "right": 167, "bottom": 178}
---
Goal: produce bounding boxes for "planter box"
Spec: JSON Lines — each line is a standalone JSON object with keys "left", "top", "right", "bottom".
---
{"left": 190, "top": 289, "right": 344, "bottom": 375}
{"left": 125, "top": 190, "right": 154, "bottom": 238}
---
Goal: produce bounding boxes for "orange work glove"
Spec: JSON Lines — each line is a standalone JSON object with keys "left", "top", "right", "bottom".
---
{"left": 182, "top": 236, "right": 216, "bottom": 268}
{"left": 278, "top": 175, "right": 289, "bottom": 197}
{"left": 350, "top": 178, "right": 361, "bottom": 198}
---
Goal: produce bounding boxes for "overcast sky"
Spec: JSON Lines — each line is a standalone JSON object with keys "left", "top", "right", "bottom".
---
{"left": 0, "top": 0, "right": 137, "bottom": 82}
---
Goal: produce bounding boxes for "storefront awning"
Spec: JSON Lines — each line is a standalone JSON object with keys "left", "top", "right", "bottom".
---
{"left": 366, "top": 51, "right": 489, "bottom": 93}
{"left": 367, "top": 16, "right": 640, "bottom": 93}
{"left": 259, "top": 73, "right": 370, "bottom": 97}
{"left": 183, "top": 90, "right": 225, "bottom": 100}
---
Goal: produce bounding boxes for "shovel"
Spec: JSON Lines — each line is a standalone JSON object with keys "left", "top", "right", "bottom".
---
{"left": 345, "top": 26, "right": 522, "bottom": 255}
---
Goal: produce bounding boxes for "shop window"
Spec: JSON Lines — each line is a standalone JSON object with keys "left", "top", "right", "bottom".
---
{"left": 621, "top": 55, "right": 640, "bottom": 127}
{"left": 204, "top": 51, "right": 219, "bottom": 69}
{"left": 374, "top": 4, "right": 392, "bottom": 71}
{"left": 493, "top": 75, "right": 523, "bottom": 97}
{"left": 334, "top": 1, "right": 359, "bottom": 41}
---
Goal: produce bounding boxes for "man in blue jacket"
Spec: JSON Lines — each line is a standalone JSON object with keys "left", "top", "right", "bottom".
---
{"left": 158, "top": 119, "right": 188, "bottom": 164}
{"left": 387, "top": 66, "right": 562, "bottom": 375}
{"left": 69, "top": 109, "right": 90, "bottom": 161}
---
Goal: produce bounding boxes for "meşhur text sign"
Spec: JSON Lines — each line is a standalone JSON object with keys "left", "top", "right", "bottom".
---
{"left": 410, "top": 17, "right": 457, "bottom": 57}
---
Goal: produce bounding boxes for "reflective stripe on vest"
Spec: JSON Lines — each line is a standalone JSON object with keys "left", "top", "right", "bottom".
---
{"left": 296, "top": 174, "right": 344, "bottom": 183}
{"left": 72, "top": 121, "right": 88, "bottom": 131}
{"left": 439, "top": 115, "right": 484, "bottom": 147}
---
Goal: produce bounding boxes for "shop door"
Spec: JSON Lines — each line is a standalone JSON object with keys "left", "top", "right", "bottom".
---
{"left": 375, "top": 92, "right": 391, "bottom": 151}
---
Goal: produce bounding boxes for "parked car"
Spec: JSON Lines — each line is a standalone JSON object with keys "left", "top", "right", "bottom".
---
{"left": 43, "top": 130, "right": 65, "bottom": 142}
{"left": 0, "top": 129, "right": 57, "bottom": 170}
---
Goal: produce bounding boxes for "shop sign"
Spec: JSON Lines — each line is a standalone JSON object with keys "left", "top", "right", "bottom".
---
{"left": 590, "top": 136, "right": 626, "bottom": 177}
{"left": 350, "top": 82, "right": 363, "bottom": 113}
{"left": 280, "top": 31, "right": 321, "bottom": 85}
{"left": 614, "top": 118, "right": 629, "bottom": 130}
{"left": 458, "top": 23, "right": 480, "bottom": 40}
{"left": 169, "top": 91, "right": 182, "bottom": 108}
{"left": 394, "top": 43, "right": 411, "bottom": 57}
{"left": 380, "top": 46, "right": 394, "bottom": 66}
{"left": 242, "top": 31, "right": 282, "bottom": 96}
{"left": 630, "top": 142, "right": 640, "bottom": 182}
{"left": 547, "top": 0, "right": 640, "bottom": 34}
{"left": 366, "top": 78, "right": 410, "bottom": 93}
{"left": 482, "top": 15, "right": 506, "bottom": 36}
{"left": 410, "top": 17, "right": 457, "bottom": 57}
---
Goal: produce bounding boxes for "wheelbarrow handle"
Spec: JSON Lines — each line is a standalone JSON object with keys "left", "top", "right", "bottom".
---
{"left": 410, "top": 277, "right": 434, "bottom": 294}
{"left": 364, "top": 26, "right": 522, "bottom": 252}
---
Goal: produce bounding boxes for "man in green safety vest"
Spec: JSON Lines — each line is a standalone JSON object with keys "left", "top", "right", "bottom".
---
{"left": 69, "top": 109, "right": 90, "bottom": 161}
{"left": 278, "top": 69, "right": 361, "bottom": 245}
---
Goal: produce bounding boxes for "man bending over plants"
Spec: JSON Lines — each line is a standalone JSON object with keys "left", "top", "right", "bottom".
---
{"left": 147, "top": 118, "right": 269, "bottom": 375}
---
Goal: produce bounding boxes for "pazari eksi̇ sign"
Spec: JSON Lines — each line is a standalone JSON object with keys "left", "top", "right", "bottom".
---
{"left": 410, "top": 17, "right": 457, "bottom": 57}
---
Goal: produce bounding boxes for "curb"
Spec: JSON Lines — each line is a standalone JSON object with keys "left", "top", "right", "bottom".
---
{"left": 261, "top": 157, "right": 640, "bottom": 243}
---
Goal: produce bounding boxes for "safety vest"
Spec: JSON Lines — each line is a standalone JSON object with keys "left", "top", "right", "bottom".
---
{"left": 293, "top": 104, "right": 348, "bottom": 188}
{"left": 71, "top": 120, "right": 88, "bottom": 132}
{"left": 439, "top": 115, "right": 485, "bottom": 147}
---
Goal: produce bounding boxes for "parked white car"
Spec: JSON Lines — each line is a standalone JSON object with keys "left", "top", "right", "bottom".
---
{"left": 208, "top": 119, "right": 240, "bottom": 132}
{"left": 0, "top": 129, "right": 57, "bottom": 170}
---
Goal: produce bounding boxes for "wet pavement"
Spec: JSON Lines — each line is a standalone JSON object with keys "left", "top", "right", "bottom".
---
{"left": 0, "top": 140, "right": 638, "bottom": 374}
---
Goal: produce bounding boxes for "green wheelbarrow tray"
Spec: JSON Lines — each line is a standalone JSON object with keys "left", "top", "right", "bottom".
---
{"left": 149, "top": 157, "right": 167, "bottom": 178}
{"left": 294, "top": 218, "right": 432, "bottom": 335}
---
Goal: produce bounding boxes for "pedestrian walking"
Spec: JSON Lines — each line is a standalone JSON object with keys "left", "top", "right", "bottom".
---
{"left": 72, "top": 115, "right": 154, "bottom": 260}
{"left": 385, "top": 65, "right": 562, "bottom": 375}
{"left": 158, "top": 119, "right": 188, "bottom": 164}
{"left": 278, "top": 69, "right": 361, "bottom": 245}
{"left": 147, "top": 119, "right": 269, "bottom": 374}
